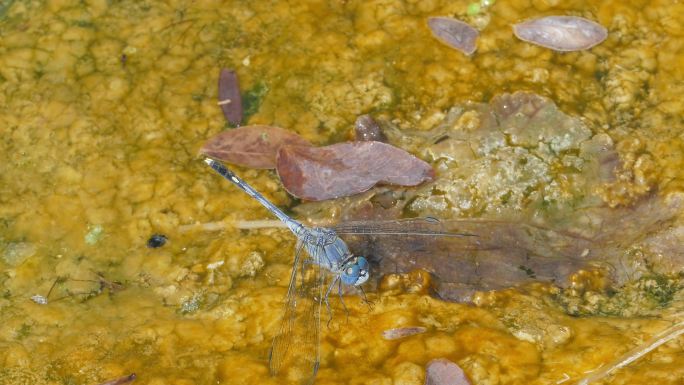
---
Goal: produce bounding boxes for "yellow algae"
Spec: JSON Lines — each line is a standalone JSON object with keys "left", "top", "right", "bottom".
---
{"left": 1, "top": 0, "right": 684, "bottom": 385}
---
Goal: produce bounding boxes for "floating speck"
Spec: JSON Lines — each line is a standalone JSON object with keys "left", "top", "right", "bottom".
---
{"left": 31, "top": 295, "right": 48, "bottom": 305}
{"left": 85, "top": 225, "right": 104, "bottom": 245}
{"left": 179, "top": 293, "right": 203, "bottom": 314}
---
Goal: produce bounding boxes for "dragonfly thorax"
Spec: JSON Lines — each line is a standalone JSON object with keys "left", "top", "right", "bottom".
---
{"left": 340, "top": 256, "right": 370, "bottom": 286}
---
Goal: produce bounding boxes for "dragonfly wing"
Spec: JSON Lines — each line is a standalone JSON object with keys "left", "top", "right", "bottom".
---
{"left": 332, "top": 217, "right": 591, "bottom": 254}
{"left": 332, "top": 217, "right": 476, "bottom": 238}
{"left": 269, "top": 240, "right": 324, "bottom": 385}
{"left": 335, "top": 217, "right": 597, "bottom": 302}
{"left": 333, "top": 217, "right": 484, "bottom": 257}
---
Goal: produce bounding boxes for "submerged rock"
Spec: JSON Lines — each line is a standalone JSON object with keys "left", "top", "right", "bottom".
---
{"left": 294, "top": 92, "right": 682, "bottom": 302}
{"left": 298, "top": 92, "right": 617, "bottom": 222}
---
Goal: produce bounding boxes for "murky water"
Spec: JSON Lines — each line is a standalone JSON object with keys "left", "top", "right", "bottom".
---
{"left": 1, "top": 0, "right": 683, "bottom": 384}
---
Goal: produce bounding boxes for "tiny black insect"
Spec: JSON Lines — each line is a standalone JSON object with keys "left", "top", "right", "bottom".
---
{"left": 147, "top": 234, "right": 167, "bottom": 248}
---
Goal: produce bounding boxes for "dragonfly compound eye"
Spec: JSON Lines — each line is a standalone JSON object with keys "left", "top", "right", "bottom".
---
{"left": 341, "top": 264, "right": 361, "bottom": 285}
{"left": 351, "top": 256, "right": 370, "bottom": 286}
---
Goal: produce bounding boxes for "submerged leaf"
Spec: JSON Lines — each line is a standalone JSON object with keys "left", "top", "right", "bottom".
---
{"left": 218, "top": 69, "right": 243, "bottom": 126}
{"left": 200, "top": 125, "right": 311, "bottom": 169}
{"left": 513, "top": 16, "right": 607, "bottom": 52}
{"left": 425, "top": 359, "right": 471, "bottom": 385}
{"left": 427, "top": 17, "right": 479, "bottom": 55}
{"left": 276, "top": 141, "right": 434, "bottom": 201}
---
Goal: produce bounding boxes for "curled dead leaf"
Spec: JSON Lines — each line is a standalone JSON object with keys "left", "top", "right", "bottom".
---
{"left": 276, "top": 141, "right": 434, "bottom": 201}
{"left": 200, "top": 125, "right": 311, "bottom": 169}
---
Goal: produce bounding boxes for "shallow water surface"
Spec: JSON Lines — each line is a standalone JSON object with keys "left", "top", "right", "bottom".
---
{"left": 1, "top": 0, "right": 683, "bottom": 384}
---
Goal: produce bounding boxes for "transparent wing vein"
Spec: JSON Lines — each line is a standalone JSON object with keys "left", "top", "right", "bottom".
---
{"left": 269, "top": 240, "right": 325, "bottom": 385}
{"left": 332, "top": 217, "right": 476, "bottom": 237}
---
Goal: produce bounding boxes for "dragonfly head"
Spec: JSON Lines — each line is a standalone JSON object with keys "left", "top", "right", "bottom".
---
{"left": 340, "top": 256, "right": 370, "bottom": 286}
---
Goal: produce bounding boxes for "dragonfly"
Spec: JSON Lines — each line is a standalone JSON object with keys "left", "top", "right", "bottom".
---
{"left": 203, "top": 158, "right": 472, "bottom": 384}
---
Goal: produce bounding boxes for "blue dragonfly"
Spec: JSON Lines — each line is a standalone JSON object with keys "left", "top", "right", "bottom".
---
{"left": 204, "top": 158, "right": 470, "bottom": 384}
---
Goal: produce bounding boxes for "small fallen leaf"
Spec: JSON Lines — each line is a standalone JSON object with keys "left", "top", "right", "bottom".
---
{"left": 427, "top": 17, "right": 479, "bottom": 55}
{"left": 218, "top": 69, "right": 243, "bottom": 126}
{"left": 200, "top": 125, "right": 311, "bottom": 169}
{"left": 355, "top": 115, "right": 387, "bottom": 142}
{"left": 425, "top": 359, "right": 471, "bottom": 385}
{"left": 382, "top": 326, "right": 427, "bottom": 340}
{"left": 513, "top": 16, "right": 607, "bottom": 52}
{"left": 276, "top": 141, "right": 434, "bottom": 201}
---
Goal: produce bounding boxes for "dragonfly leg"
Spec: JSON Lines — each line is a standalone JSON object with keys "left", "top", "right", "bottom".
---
{"left": 359, "top": 286, "right": 374, "bottom": 312}
{"left": 337, "top": 279, "right": 350, "bottom": 323}
{"left": 324, "top": 276, "right": 338, "bottom": 328}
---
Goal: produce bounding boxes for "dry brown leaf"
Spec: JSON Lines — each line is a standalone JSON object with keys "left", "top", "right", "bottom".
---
{"left": 200, "top": 125, "right": 311, "bottom": 169}
{"left": 276, "top": 141, "right": 434, "bottom": 201}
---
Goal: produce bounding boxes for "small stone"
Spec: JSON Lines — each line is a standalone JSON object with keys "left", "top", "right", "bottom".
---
{"left": 146, "top": 234, "right": 167, "bottom": 248}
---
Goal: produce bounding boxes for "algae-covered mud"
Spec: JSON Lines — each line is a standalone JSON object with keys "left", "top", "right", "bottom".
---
{"left": 1, "top": 1, "right": 683, "bottom": 384}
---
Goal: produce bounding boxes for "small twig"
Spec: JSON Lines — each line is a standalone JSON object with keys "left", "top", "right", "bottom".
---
{"left": 575, "top": 320, "right": 684, "bottom": 384}
{"left": 178, "top": 219, "right": 288, "bottom": 233}
{"left": 98, "top": 373, "right": 137, "bottom": 385}
{"left": 45, "top": 277, "right": 63, "bottom": 300}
